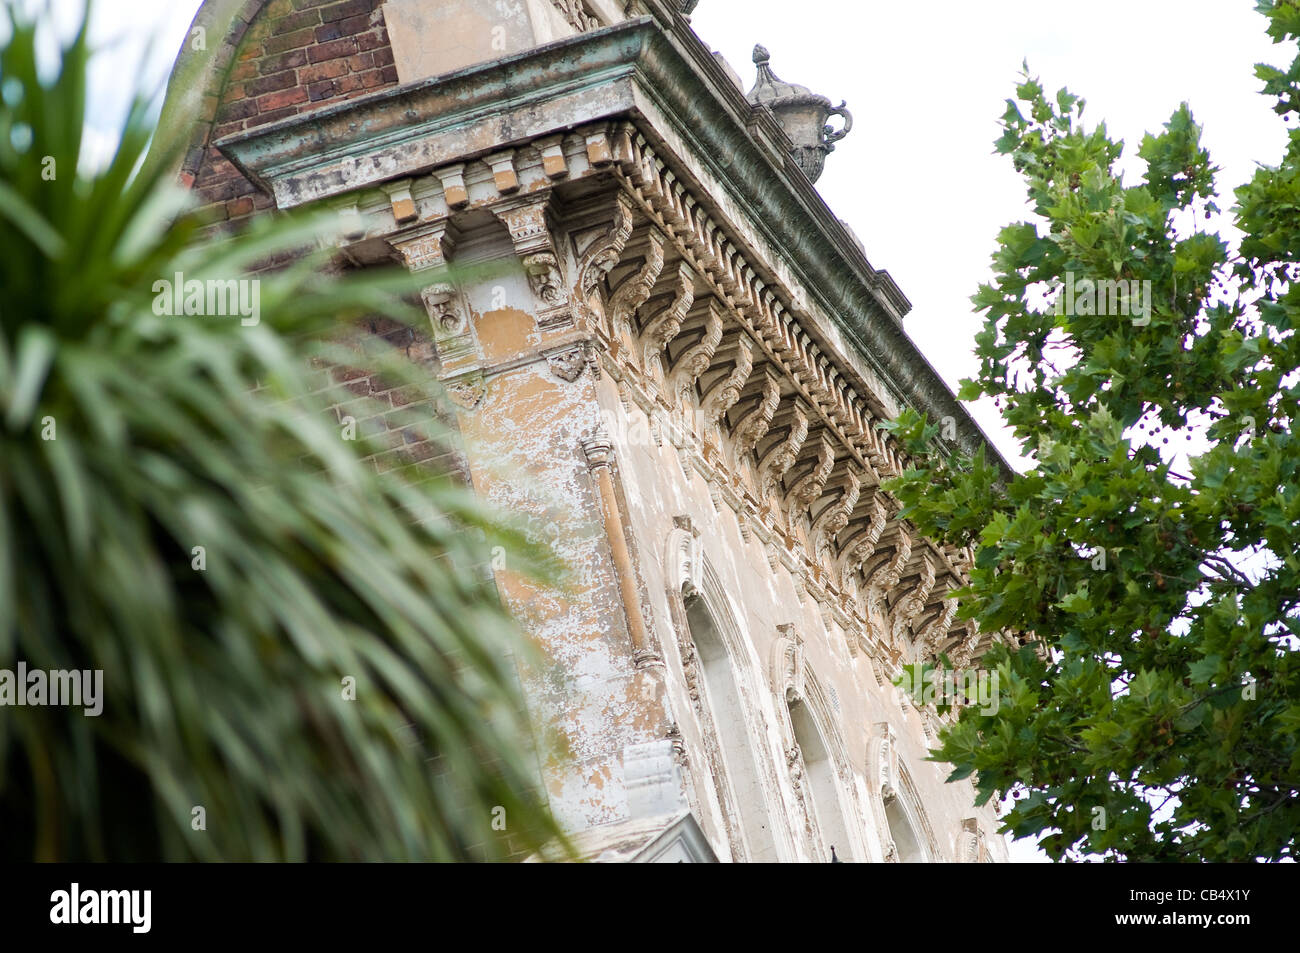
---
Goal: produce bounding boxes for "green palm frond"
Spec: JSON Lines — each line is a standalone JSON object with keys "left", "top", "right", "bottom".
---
{"left": 0, "top": 0, "right": 567, "bottom": 861}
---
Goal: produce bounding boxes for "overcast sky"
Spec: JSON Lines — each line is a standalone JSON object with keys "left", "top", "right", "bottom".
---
{"left": 68, "top": 0, "right": 1294, "bottom": 862}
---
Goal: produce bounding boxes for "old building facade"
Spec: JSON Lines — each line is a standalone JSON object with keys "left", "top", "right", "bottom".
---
{"left": 165, "top": 0, "right": 1011, "bottom": 862}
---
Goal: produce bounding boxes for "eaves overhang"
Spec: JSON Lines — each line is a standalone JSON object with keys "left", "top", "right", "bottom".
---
{"left": 215, "top": 11, "right": 1011, "bottom": 474}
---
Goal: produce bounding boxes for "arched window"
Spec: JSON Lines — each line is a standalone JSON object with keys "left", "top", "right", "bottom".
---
{"left": 770, "top": 626, "right": 865, "bottom": 862}
{"left": 869, "top": 722, "right": 937, "bottom": 862}
{"left": 788, "top": 698, "right": 857, "bottom": 861}
{"left": 885, "top": 796, "right": 926, "bottom": 863}
{"left": 685, "top": 595, "right": 780, "bottom": 862}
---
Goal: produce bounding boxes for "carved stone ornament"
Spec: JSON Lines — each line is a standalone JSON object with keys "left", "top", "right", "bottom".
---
{"left": 608, "top": 229, "right": 666, "bottom": 336}
{"left": 445, "top": 373, "right": 486, "bottom": 410}
{"left": 703, "top": 336, "right": 754, "bottom": 426}
{"left": 770, "top": 623, "right": 805, "bottom": 702}
{"left": 951, "top": 619, "right": 982, "bottom": 669}
{"left": 580, "top": 427, "right": 616, "bottom": 470}
{"left": 390, "top": 224, "right": 475, "bottom": 350}
{"left": 524, "top": 252, "right": 565, "bottom": 308}
{"left": 759, "top": 401, "right": 809, "bottom": 499}
{"left": 787, "top": 434, "right": 835, "bottom": 512}
{"left": 959, "top": 817, "right": 986, "bottom": 863}
{"left": 747, "top": 45, "right": 853, "bottom": 184}
{"left": 810, "top": 466, "right": 862, "bottom": 565}
{"left": 667, "top": 515, "right": 703, "bottom": 598}
{"left": 873, "top": 722, "right": 899, "bottom": 805}
{"left": 916, "top": 597, "right": 959, "bottom": 661}
{"left": 733, "top": 370, "right": 781, "bottom": 457}
{"left": 865, "top": 529, "right": 912, "bottom": 626}
{"left": 552, "top": 0, "right": 600, "bottom": 32}
{"left": 577, "top": 194, "right": 635, "bottom": 299}
{"left": 421, "top": 284, "right": 466, "bottom": 338}
{"left": 640, "top": 263, "right": 695, "bottom": 374}
{"left": 839, "top": 494, "right": 890, "bottom": 581}
{"left": 547, "top": 346, "right": 590, "bottom": 383}
{"left": 890, "top": 556, "right": 935, "bottom": 652}
{"left": 672, "top": 300, "right": 724, "bottom": 410}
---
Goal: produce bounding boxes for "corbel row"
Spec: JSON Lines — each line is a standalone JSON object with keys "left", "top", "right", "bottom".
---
{"left": 364, "top": 125, "right": 988, "bottom": 673}
{"left": 570, "top": 180, "right": 974, "bottom": 670}
{"left": 604, "top": 122, "right": 906, "bottom": 475}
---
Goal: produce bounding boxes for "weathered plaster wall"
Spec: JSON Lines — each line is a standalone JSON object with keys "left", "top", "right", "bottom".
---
{"left": 601, "top": 377, "right": 1007, "bottom": 863}
{"left": 382, "top": 0, "right": 584, "bottom": 82}
{"left": 425, "top": 213, "right": 678, "bottom": 833}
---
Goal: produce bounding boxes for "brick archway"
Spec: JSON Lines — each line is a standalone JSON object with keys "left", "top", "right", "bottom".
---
{"left": 158, "top": 0, "right": 398, "bottom": 223}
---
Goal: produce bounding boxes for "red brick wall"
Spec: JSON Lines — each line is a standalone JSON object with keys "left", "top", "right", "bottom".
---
{"left": 190, "top": 0, "right": 401, "bottom": 228}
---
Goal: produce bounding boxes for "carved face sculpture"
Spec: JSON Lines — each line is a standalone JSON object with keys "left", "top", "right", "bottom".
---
{"left": 524, "top": 253, "right": 563, "bottom": 307}
{"left": 421, "top": 287, "right": 464, "bottom": 337}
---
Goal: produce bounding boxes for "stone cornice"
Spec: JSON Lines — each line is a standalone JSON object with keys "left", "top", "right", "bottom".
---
{"left": 214, "top": 13, "right": 1010, "bottom": 474}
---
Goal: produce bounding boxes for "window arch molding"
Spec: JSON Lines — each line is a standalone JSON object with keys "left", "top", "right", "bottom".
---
{"left": 663, "top": 519, "right": 795, "bottom": 862}
{"left": 769, "top": 626, "right": 871, "bottom": 862}
{"left": 867, "top": 722, "right": 943, "bottom": 862}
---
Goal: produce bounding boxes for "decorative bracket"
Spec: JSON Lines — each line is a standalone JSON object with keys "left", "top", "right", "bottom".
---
{"left": 702, "top": 335, "right": 754, "bottom": 426}
{"left": 391, "top": 222, "right": 474, "bottom": 358}
{"left": 670, "top": 299, "right": 724, "bottom": 413}
{"left": 495, "top": 195, "right": 570, "bottom": 329}
{"left": 732, "top": 367, "right": 782, "bottom": 459}
{"left": 640, "top": 262, "right": 695, "bottom": 376}
{"left": 758, "top": 400, "right": 809, "bottom": 500}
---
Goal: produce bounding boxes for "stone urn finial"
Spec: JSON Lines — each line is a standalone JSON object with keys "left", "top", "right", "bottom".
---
{"left": 747, "top": 44, "right": 852, "bottom": 183}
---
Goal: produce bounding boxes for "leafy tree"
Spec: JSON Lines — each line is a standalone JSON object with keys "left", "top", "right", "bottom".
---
{"left": 884, "top": 1, "right": 1300, "bottom": 861}
{"left": 0, "top": 2, "right": 563, "bottom": 860}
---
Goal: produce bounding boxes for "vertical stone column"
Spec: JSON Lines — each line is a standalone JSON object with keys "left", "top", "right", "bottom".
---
{"left": 580, "top": 428, "right": 658, "bottom": 669}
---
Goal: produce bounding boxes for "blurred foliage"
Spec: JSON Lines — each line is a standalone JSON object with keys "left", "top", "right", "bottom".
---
{"left": 882, "top": 1, "right": 1300, "bottom": 860}
{"left": 0, "top": 1, "right": 566, "bottom": 860}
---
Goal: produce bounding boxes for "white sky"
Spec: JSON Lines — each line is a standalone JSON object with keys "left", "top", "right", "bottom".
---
{"left": 71, "top": 0, "right": 1292, "bottom": 862}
